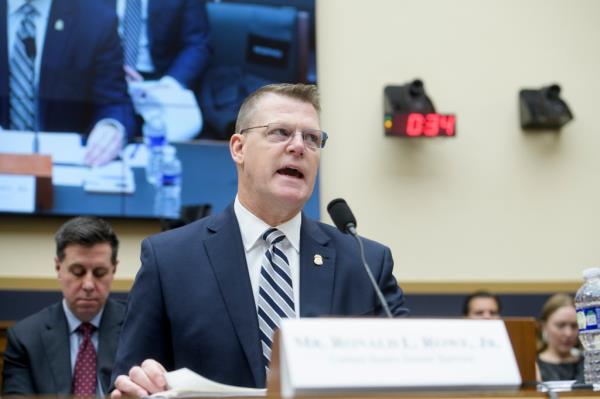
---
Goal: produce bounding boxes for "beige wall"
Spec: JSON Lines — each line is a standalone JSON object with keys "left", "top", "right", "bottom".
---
{"left": 1, "top": 0, "right": 598, "bottom": 289}
{"left": 317, "top": 0, "right": 600, "bottom": 284}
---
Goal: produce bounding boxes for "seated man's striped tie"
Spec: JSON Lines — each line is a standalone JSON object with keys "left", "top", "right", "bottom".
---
{"left": 257, "top": 228, "right": 295, "bottom": 370}
{"left": 9, "top": 1, "right": 38, "bottom": 131}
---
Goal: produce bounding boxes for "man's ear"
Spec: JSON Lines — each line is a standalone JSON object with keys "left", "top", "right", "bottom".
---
{"left": 230, "top": 133, "right": 245, "bottom": 165}
{"left": 54, "top": 256, "right": 61, "bottom": 274}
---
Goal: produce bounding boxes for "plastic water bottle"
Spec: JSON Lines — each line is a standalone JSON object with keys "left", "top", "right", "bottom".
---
{"left": 154, "top": 145, "right": 182, "bottom": 219}
{"left": 575, "top": 267, "right": 600, "bottom": 384}
{"left": 143, "top": 115, "right": 167, "bottom": 185}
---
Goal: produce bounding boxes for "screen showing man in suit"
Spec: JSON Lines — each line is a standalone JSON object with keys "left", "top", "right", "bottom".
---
{"left": 0, "top": 0, "right": 317, "bottom": 220}
{"left": 106, "top": 0, "right": 211, "bottom": 143}
{"left": 2, "top": 216, "right": 126, "bottom": 396}
{"left": 110, "top": 83, "right": 407, "bottom": 398}
{"left": 1, "top": 0, "right": 136, "bottom": 166}
{"left": 110, "top": 0, "right": 210, "bottom": 90}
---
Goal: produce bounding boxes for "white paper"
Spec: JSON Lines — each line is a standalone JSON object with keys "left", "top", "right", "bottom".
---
{"left": 0, "top": 131, "right": 85, "bottom": 164}
{"left": 38, "top": 132, "right": 85, "bottom": 164}
{"left": 537, "top": 380, "right": 575, "bottom": 392}
{"left": 53, "top": 165, "right": 88, "bottom": 187}
{"left": 0, "top": 130, "right": 34, "bottom": 154}
{"left": 0, "top": 174, "right": 35, "bottom": 212}
{"left": 129, "top": 80, "right": 202, "bottom": 142}
{"left": 122, "top": 143, "right": 149, "bottom": 168}
{"left": 84, "top": 161, "right": 135, "bottom": 194}
{"left": 149, "top": 368, "right": 266, "bottom": 398}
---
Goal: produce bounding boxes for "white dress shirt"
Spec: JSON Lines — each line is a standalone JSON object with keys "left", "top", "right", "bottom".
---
{"left": 234, "top": 196, "right": 301, "bottom": 316}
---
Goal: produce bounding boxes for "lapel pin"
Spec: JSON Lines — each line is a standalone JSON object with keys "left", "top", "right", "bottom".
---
{"left": 54, "top": 19, "right": 64, "bottom": 31}
{"left": 313, "top": 254, "right": 323, "bottom": 266}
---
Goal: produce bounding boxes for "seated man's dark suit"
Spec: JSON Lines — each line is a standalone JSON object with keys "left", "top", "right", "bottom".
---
{"left": 2, "top": 298, "right": 126, "bottom": 395}
{"left": 0, "top": 0, "right": 136, "bottom": 137}
{"left": 103, "top": 0, "right": 211, "bottom": 89}
{"left": 112, "top": 205, "right": 407, "bottom": 389}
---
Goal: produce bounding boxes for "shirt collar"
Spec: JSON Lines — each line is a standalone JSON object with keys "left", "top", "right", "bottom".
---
{"left": 234, "top": 196, "right": 301, "bottom": 253}
{"left": 9, "top": 0, "right": 48, "bottom": 15}
{"left": 9, "top": 0, "right": 28, "bottom": 15}
{"left": 62, "top": 299, "right": 104, "bottom": 334}
{"left": 8, "top": 0, "right": 52, "bottom": 18}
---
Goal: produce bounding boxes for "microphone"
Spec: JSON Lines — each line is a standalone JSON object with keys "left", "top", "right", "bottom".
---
{"left": 23, "top": 36, "right": 36, "bottom": 59}
{"left": 327, "top": 198, "right": 357, "bottom": 234}
{"left": 327, "top": 198, "right": 393, "bottom": 318}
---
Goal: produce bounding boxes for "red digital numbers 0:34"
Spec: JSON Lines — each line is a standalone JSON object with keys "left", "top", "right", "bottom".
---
{"left": 386, "top": 113, "right": 456, "bottom": 137}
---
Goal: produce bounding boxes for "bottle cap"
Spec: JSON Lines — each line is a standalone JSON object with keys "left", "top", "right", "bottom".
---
{"left": 582, "top": 267, "right": 600, "bottom": 279}
{"left": 143, "top": 112, "right": 165, "bottom": 133}
{"left": 163, "top": 145, "right": 176, "bottom": 158}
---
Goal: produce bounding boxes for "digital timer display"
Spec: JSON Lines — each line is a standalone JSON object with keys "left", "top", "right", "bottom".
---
{"left": 385, "top": 113, "right": 456, "bottom": 137}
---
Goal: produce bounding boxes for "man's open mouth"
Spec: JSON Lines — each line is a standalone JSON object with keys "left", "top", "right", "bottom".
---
{"left": 277, "top": 167, "right": 304, "bottom": 179}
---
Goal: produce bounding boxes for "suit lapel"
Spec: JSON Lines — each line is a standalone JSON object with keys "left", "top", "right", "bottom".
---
{"left": 41, "top": 303, "right": 72, "bottom": 394}
{"left": 39, "top": 0, "right": 74, "bottom": 97}
{"left": 0, "top": 1, "right": 9, "bottom": 127}
{"left": 147, "top": 0, "right": 158, "bottom": 46}
{"left": 97, "top": 299, "right": 124, "bottom": 393}
{"left": 299, "top": 216, "right": 336, "bottom": 317}
{"left": 203, "top": 206, "right": 265, "bottom": 388}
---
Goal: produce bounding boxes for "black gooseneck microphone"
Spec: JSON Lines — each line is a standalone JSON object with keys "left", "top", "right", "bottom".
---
{"left": 327, "top": 198, "right": 393, "bottom": 318}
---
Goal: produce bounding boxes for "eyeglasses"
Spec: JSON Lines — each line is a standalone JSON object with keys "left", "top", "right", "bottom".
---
{"left": 239, "top": 123, "right": 328, "bottom": 150}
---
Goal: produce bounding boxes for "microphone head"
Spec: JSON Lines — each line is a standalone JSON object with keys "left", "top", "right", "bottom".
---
{"left": 327, "top": 198, "right": 357, "bottom": 233}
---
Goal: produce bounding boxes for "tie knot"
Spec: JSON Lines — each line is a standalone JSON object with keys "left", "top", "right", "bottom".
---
{"left": 77, "top": 322, "right": 95, "bottom": 337}
{"left": 20, "top": 2, "right": 38, "bottom": 17}
{"left": 262, "top": 228, "right": 285, "bottom": 247}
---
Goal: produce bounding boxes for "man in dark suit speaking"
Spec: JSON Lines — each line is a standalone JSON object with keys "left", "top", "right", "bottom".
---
{"left": 110, "top": 83, "right": 407, "bottom": 397}
{"left": 2, "top": 216, "right": 126, "bottom": 395}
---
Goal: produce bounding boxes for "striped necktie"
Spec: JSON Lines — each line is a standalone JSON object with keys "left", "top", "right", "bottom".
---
{"left": 257, "top": 228, "right": 295, "bottom": 370}
{"left": 9, "top": 1, "right": 38, "bottom": 131}
{"left": 123, "top": 0, "right": 142, "bottom": 68}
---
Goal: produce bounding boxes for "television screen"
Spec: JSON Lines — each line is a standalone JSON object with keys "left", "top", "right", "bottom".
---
{"left": 0, "top": 0, "right": 319, "bottom": 220}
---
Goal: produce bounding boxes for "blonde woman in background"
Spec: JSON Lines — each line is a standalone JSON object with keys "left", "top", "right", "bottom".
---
{"left": 536, "top": 293, "right": 583, "bottom": 382}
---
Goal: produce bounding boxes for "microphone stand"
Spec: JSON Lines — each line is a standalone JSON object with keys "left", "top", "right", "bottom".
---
{"left": 347, "top": 225, "right": 393, "bottom": 318}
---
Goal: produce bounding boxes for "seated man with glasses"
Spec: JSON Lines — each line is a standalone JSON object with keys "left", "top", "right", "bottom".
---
{"left": 110, "top": 83, "right": 407, "bottom": 397}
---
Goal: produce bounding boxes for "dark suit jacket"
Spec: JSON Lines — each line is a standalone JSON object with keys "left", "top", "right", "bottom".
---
{"left": 112, "top": 205, "right": 407, "bottom": 389}
{"left": 2, "top": 298, "right": 126, "bottom": 395}
{"left": 103, "top": 0, "right": 211, "bottom": 89}
{"left": 0, "top": 0, "right": 136, "bottom": 138}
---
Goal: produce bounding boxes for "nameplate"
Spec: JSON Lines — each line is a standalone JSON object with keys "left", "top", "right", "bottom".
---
{"left": 278, "top": 318, "right": 521, "bottom": 397}
{"left": 0, "top": 174, "right": 35, "bottom": 213}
